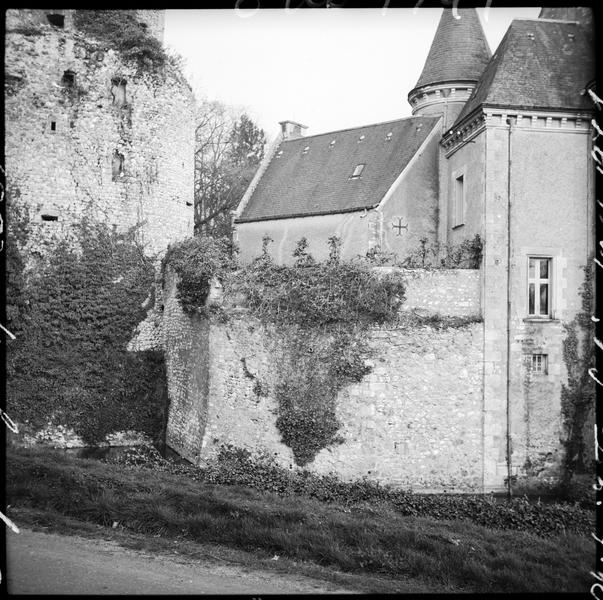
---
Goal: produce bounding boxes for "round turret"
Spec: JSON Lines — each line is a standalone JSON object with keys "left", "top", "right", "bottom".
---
{"left": 408, "top": 8, "right": 491, "bottom": 130}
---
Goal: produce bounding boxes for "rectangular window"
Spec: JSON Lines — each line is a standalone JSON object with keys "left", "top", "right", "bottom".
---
{"left": 528, "top": 257, "right": 552, "bottom": 317}
{"left": 453, "top": 174, "right": 464, "bottom": 227}
{"left": 526, "top": 354, "right": 548, "bottom": 375}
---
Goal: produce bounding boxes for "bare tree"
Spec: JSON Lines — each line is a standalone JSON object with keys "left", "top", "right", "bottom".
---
{"left": 194, "top": 99, "right": 265, "bottom": 237}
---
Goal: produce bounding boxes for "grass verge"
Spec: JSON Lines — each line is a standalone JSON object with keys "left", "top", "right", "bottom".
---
{"left": 7, "top": 446, "right": 592, "bottom": 593}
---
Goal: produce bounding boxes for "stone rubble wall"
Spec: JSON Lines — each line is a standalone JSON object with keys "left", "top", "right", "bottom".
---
{"left": 161, "top": 267, "right": 486, "bottom": 491}
{"left": 5, "top": 9, "right": 195, "bottom": 257}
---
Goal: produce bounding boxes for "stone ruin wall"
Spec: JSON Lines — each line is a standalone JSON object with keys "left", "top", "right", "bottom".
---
{"left": 5, "top": 9, "right": 195, "bottom": 256}
{"left": 159, "top": 268, "right": 489, "bottom": 492}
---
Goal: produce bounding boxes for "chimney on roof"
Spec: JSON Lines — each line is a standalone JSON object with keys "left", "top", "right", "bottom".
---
{"left": 279, "top": 120, "right": 308, "bottom": 140}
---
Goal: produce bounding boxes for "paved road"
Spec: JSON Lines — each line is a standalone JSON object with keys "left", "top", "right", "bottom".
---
{"left": 5, "top": 528, "right": 355, "bottom": 595}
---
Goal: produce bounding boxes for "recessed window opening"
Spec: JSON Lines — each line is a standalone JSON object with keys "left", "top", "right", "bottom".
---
{"left": 47, "top": 14, "right": 65, "bottom": 27}
{"left": 526, "top": 353, "right": 548, "bottom": 374}
{"left": 61, "top": 70, "right": 76, "bottom": 88}
{"left": 41, "top": 214, "right": 59, "bottom": 222}
{"left": 350, "top": 164, "right": 365, "bottom": 179}
{"left": 112, "top": 150, "right": 125, "bottom": 181}
{"left": 453, "top": 174, "right": 464, "bottom": 227}
{"left": 185, "top": 201, "right": 193, "bottom": 207}
{"left": 528, "top": 257, "right": 552, "bottom": 317}
{"left": 111, "top": 77, "right": 127, "bottom": 107}
{"left": 50, "top": 121, "right": 57, "bottom": 132}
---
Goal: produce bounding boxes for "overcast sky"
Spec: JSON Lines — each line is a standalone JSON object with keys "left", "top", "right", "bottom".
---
{"left": 164, "top": 7, "right": 541, "bottom": 139}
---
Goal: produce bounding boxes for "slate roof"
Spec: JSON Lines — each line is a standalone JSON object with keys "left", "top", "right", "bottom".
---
{"left": 237, "top": 116, "right": 440, "bottom": 223}
{"left": 411, "top": 8, "right": 491, "bottom": 91}
{"left": 453, "top": 18, "right": 595, "bottom": 127}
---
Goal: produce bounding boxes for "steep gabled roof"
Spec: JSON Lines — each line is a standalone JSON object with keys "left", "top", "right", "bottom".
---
{"left": 454, "top": 18, "right": 594, "bottom": 127}
{"left": 412, "top": 8, "right": 491, "bottom": 91}
{"left": 236, "top": 116, "right": 440, "bottom": 223}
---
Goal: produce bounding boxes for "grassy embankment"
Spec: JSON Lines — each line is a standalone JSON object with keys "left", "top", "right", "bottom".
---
{"left": 6, "top": 446, "right": 593, "bottom": 594}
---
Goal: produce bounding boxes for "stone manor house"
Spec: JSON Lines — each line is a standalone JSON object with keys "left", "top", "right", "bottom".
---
{"left": 218, "top": 7, "right": 595, "bottom": 492}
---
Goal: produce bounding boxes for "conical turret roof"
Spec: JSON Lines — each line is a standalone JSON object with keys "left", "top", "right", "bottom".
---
{"left": 412, "top": 8, "right": 491, "bottom": 91}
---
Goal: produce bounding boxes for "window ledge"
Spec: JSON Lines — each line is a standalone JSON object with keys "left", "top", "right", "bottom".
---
{"left": 523, "top": 317, "right": 560, "bottom": 323}
{"left": 451, "top": 223, "right": 465, "bottom": 230}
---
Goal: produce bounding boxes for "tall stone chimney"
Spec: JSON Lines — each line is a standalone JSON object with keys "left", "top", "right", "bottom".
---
{"left": 279, "top": 120, "right": 308, "bottom": 140}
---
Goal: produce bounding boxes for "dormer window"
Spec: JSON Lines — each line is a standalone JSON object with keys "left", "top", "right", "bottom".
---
{"left": 329, "top": 140, "right": 336, "bottom": 148}
{"left": 358, "top": 135, "right": 365, "bottom": 143}
{"left": 386, "top": 132, "right": 393, "bottom": 141}
{"left": 350, "top": 164, "right": 365, "bottom": 179}
{"left": 302, "top": 146, "right": 309, "bottom": 155}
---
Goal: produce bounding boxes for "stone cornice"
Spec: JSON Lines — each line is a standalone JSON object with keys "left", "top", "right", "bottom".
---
{"left": 441, "top": 107, "right": 592, "bottom": 156}
{"left": 408, "top": 82, "right": 475, "bottom": 115}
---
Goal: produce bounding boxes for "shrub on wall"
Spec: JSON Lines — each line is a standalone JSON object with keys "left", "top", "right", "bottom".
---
{"left": 232, "top": 237, "right": 406, "bottom": 465}
{"left": 73, "top": 10, "right": 167, "bottom": 69}
{"left": 162, "top": 235, "right": 236, "bottom": 313}
{"left": 6, "top": 194, "right": 168, "bottom": 445}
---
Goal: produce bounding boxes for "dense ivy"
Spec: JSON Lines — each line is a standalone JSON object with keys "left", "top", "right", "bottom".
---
{"left": 232, "top": 237, "right": 406, "bottom": 465}
{"left": 73, "top": 10, "right": 168, "bottom": 69}
{"left": 162, "top": 235, "right": 235, "bottom": 314}
{"left": 105, "top": 444, "right": 593, "bottom": 538}
{"left": 560, "top": 263, "right": 595, "bottom": 479}
{"left": 6, "top": 195, "right": 168, "bottom": 444}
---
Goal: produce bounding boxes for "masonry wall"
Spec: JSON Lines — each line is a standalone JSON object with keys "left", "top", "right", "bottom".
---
{"left": 379, "top": 127, "right": 440, "bottom": 257}
{"left": 162, "top": 268, "right": 485, "bottom": 491}
{"left": 5, "top": 9, "right": 195, "bottom": 256}
{"left": 234, "top": 211, "right": 374, "bottom": 264}
{"left": 478, "top": 113, "right": 593, "bottom": 492}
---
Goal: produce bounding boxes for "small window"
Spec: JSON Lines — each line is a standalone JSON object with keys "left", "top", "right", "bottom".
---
{"left": 453, "top": 174, "right": 464, "bottom": 227}
{"left": 526, "top": 354, "right": 548, "bottom": 375}
{"left": 50, "top": 121, "right": 57, "bottom": 132}
{"left": 47, "top": 14, "right": 65, "bottom": 28}
{"left": 528, "top": 257, "right": 552, "bottom": 317}
{"left": 112, "top": 151, "right": 125, "bottom": 181}
{"left": 41, "top": 214, "right": 58, "bottom": 222}
{"left": 111, "top": 77, "right": 127, "bottom": 107}
{"left": 185, "top": 201, "right": 193, "bottom": 207}
{"left": 350, "top": 164, "right": 365, "bottom": 179}
{"left": 61, "top": 70, "right": 76, "bottom": 88}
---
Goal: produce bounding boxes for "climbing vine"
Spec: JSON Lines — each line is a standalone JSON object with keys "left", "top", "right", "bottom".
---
{"left": 232, "top": 236, "right": 406, "bottom": 465}
{"left": 560, "top": 262, "right": 595, "bottom": 480}
{"left": 6, "top": 192, "right": 168, "bottom": 444}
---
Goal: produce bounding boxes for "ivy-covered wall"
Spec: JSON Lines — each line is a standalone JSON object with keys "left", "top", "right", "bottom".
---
{"left": 6, "top": 197, "right": 169, "bottom": 447}
{"left": 160, "top": 266, "right": 485, "bottom": 491}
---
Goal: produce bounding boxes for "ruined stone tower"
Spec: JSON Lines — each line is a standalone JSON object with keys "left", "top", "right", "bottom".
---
{"left": 5, "top": 9, "right": 195, "bottom": 255}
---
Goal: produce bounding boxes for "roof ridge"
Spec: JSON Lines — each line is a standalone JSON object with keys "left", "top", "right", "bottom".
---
{"left": 516, "top": 17, "right": 581, "bottom": 25}
{"left": 281, "top": 115, "right": 439, "bottom": 143}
